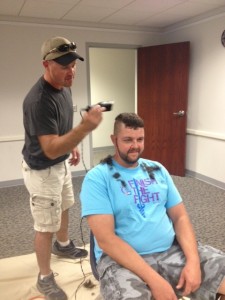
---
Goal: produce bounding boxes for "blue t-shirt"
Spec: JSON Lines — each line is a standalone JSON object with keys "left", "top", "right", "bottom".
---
{"left": 80, "top": 158, "right": 182, "bottom": 261}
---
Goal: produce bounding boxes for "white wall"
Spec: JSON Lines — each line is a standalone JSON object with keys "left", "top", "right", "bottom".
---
{"left": 161, "top": 15, "right": 225, "bottom": 185}
{"left": 1, "top": 14, "right": 225, "bottom": 187}
{"left": 89, "top": 47, "right": 136, "bottom": 148}
{"left": 0, "top": 22, "right": 159, "bottom": 185}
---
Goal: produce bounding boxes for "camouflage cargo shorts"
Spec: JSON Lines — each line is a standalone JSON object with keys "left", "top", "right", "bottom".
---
{"left": 97, "top": 242, "right": 225, "bottom": 300}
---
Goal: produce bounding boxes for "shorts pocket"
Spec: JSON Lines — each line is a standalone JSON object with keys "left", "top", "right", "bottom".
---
{"left": 30, "top": 194, "right": 61, "bottom": 227}
{"left": 39, "top": 167, "right": 51, "bottom": 182}
{"left": 97, "top": 255, "right": 118, "bottom": 279}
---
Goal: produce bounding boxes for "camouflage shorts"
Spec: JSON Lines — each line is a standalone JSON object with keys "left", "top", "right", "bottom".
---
{"left": 97, "top": 242, "right": 225, "bottom": 300}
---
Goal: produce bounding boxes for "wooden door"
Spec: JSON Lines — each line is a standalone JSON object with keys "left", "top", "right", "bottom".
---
{"left": 138, "top": 42, "right": 190, "bottom": 176}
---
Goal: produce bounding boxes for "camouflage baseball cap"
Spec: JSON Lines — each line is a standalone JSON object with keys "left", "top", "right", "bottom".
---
{"left": 41, "top": 36, "right": 84, "bottom": 65}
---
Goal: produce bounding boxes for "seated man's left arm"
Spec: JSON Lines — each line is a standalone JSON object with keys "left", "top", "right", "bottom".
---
{"left": 167, "top": 202, "right": 201, "bottom": 296}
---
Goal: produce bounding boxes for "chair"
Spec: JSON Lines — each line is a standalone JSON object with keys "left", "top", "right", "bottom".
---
{"left": 90, "top": 230, "right": 99, "bottom": 281}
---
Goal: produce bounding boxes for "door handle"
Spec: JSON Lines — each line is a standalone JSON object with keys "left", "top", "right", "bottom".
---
{"left": 173, "top": 110, "right": 185, "bottom": 117}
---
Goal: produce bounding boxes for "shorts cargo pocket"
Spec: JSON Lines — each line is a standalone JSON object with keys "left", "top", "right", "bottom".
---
{"left": 97, "top": 255, "right": 118, "bottom": 279}
{"left": 30, "top": 194, "right": 61, "bottom": 228}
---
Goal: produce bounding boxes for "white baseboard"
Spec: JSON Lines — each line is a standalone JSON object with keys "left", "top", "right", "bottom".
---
{"left": 0, "top": 169, "right": 224, "bottom": 190}
{"left": 185, "top": 170, "right": 225, "bottom": 190}
{"left": 0, "top": 171, "right": 86, "bottom": 189}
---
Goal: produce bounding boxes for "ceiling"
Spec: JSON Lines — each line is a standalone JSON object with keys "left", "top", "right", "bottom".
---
{"left": 1, "top": 0, "right": 225, "bottom": 32}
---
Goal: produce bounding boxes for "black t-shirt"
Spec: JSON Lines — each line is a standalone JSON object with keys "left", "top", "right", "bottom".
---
{"left": 22, "top": 76, "right": 73, "bottom": 170}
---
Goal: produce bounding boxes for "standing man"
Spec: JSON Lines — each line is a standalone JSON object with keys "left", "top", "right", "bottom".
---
{"left": 80, "top": 113, "right": 225, "bottom": 300}
{"left": 22, "top": 36, "right": 104, "bottom": 300}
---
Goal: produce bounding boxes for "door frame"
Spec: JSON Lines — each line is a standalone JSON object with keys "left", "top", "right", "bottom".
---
{"left": 86, "top": 42, "right": 139, "bottom": 167}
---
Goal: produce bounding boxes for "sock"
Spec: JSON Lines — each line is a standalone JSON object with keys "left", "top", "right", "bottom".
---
{"left": 40, "top": 272, "right": 52, "bottom": 280}
{"left": 57, "top": 240, "right": 70, "bottom": 247}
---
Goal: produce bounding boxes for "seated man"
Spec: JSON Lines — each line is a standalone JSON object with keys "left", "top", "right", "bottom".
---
{"left": 80, "top": 113, "right": 225, "bottom": 300}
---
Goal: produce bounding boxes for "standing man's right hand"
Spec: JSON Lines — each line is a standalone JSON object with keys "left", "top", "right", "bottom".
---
{"left": 81, "top": 104, "right": 105, "bottom": 131}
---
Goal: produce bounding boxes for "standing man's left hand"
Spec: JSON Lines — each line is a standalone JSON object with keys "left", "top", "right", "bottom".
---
{"left": 69, "top": 147, "right": 80, "bottom": 166}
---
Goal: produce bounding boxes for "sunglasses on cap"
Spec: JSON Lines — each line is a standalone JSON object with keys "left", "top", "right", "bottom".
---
{"left": 44, "top": 42, "right": 77, "bottom": 60}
